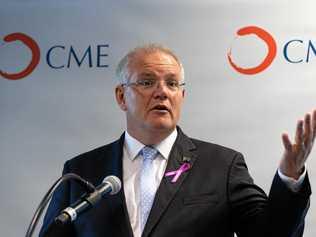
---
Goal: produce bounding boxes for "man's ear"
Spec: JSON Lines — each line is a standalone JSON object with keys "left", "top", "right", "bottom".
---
{"left": 115, "top": 86, "right": 127, "bottom": 111}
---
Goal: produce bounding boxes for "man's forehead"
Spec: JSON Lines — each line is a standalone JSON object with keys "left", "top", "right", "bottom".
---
{"left": 129, "top": 51, "right": 179, "bottom": 68}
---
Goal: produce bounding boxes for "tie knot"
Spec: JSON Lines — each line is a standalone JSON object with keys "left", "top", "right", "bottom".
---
{"left": 141, "top": 146, "right": 158, "bottom": 161}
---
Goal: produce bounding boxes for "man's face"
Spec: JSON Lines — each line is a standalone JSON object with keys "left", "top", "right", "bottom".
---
{"left": 116, "top": 51, "right": 185, "bottom": 137}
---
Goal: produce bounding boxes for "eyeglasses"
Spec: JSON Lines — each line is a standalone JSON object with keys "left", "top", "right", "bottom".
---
{"left": 121, "top": 79, "right": 185, "bottom": 92}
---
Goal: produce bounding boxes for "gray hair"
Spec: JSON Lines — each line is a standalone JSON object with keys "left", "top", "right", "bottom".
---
{"left": 115, "top": 43, "right": 185, "bottom": 84}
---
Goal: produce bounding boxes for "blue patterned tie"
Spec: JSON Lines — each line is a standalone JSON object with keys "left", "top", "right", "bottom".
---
{"left": 140, "top": 146, "right": 158, "bottom": 232}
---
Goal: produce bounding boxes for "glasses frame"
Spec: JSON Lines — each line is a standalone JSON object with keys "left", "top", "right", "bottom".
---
{"left": 121, "top": 79, "right": 186, "bottom": 92}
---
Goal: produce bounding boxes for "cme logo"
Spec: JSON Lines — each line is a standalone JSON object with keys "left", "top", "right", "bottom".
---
{"left": 228, "top": 25, "right": 316, "bottom": 75}
{"left": 1, "top": 32, "right": 109, "bottom": 80}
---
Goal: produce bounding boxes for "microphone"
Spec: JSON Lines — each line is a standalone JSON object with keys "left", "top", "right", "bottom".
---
{"left": 55, "top": 175, "right": 121, "bottom": 225}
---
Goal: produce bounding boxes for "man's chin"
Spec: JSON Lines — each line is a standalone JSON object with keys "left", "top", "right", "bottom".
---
{"left": 146, "top": 121, "right": 175, "bottom": 133}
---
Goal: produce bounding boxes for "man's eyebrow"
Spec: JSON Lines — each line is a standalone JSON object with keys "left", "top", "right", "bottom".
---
{"left": 164, "top": 73, "right": 180, "bottom": 81}
{"left": 138, "top": 72, "right": 178, "bottom": 79}
{"left": 139, "top": 72, "right": 156, "bottom": 77}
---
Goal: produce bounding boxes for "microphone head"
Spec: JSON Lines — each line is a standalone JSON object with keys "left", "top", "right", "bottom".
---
{"left": 103, "top": 175, "right": 121, "bottom": 195}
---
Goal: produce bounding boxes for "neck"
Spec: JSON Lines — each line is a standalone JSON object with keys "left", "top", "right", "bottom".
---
{"left": 126, "top": 126, "right": 175, "bottom": 145}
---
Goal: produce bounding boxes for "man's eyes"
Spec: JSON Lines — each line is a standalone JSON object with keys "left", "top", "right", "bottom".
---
{"left": 166, "top": 80, "right": 179, "bottom": 87}
{"left": 138, "top": 79, "right": 155, "bottom": 86}
{"left": 136, "top": 78, "right": 180, "bottom": 88}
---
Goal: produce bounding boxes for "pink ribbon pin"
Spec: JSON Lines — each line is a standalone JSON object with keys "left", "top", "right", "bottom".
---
{"left": 165, "top": 163, "right": 191, "bottom": 183}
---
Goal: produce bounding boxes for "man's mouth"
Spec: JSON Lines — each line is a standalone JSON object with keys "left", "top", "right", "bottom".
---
{"left": 151, "top": 105, "right": 170, "bottom": 113}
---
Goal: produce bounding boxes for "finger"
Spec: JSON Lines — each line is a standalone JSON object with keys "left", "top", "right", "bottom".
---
{"left": 312, "top": 109, "right": 316, "bottom": 140}
{"left": 282, "top": 133, "right": 292, "bottom": 151}
{"left": 295, "top": 120, "right": 304, "bottom": 145}
{"left": 303, "top": 113, "right": 312, "bottom": 146}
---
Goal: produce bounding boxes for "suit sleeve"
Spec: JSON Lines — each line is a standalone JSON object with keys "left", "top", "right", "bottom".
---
{"left": 228, "top": 153, "right": 311, "bottom": 237}
{"left": 39, "top": 161, "right": 76, "bottom": 237}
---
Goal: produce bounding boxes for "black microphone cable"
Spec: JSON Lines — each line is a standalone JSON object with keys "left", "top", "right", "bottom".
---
{"left": 25, "top": 173, "right": 96, "bottom": 237}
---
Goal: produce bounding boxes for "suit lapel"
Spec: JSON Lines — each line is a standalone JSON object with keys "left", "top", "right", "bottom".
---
{"left": 142, "top": 128, "right": 197, "bottom": 237}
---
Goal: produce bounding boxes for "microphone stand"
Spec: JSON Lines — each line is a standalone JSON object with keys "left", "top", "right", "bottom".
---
{"left": 25, "top": 173, "right": 96, "bottom": 237}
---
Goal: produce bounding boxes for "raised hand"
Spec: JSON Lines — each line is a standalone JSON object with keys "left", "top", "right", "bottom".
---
{"left": 279, "top": 110, "right": 316, "bottom": 179}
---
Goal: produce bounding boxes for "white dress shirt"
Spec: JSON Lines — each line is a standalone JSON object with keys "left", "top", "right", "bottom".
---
{"left": 277, "top": 167, "right": 306, "bottom": 192}
{"left": 122, "top": 129, "right": 306, "bottom": 237}
{"left": 123, "top": 129, "right": 178, "bottom": 237}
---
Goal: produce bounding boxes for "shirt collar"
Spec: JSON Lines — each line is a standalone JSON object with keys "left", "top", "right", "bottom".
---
{"left": 124, "top": 129, "right": 178, "bottom": 161}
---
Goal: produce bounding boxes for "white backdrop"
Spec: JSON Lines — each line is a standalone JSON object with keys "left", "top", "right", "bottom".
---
{"left": 1, "top": 1, "right": 316, "bottom": 236}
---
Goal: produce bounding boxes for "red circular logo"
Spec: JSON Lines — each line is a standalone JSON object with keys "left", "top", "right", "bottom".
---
{"left": 1, "top": 32, "right": 40, "bottom": 80}
{"left": 227, "top": 26, "right": 277, "bottom": 75}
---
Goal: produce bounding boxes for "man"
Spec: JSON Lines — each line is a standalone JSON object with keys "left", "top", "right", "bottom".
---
{"left": 40, "top": 44, "right": 315, "bottom": 237}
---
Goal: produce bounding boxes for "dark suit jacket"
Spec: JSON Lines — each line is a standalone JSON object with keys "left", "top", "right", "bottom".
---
{"left": 40, "top": 127, "right": 311, "bottom": 237}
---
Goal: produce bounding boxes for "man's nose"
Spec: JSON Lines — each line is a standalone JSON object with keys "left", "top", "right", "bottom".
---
{"left": 153, "top": 80, "right": 168, "bottom": 98}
